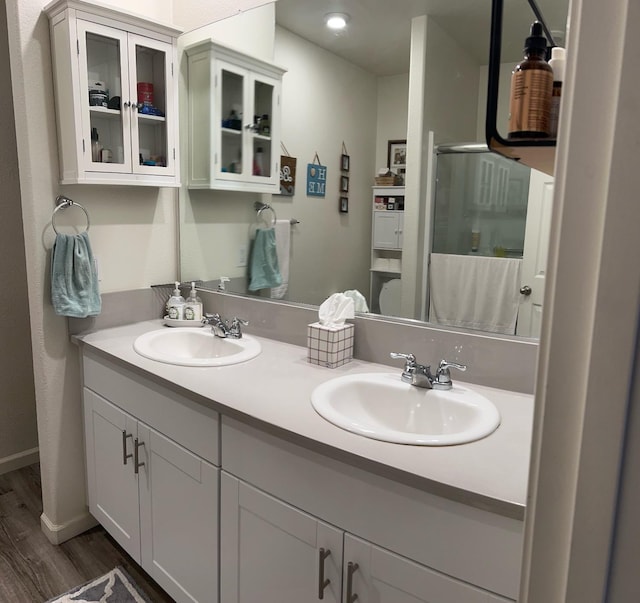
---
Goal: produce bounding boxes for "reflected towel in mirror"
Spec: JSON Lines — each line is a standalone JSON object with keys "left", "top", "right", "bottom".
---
{"left": 270, "top": 220, "right": 290, "bottom": 299}
{"left": 248, "top": 228, "right": 282, "bottom": 291}
{"left": 429, "top": 253, "right": 521, "bottom": 334}
{"left": 50, "top": 231, "right": 101, "bottom": 318}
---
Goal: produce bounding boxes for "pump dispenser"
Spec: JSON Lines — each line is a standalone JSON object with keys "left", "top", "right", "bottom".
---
{"left": 166, "top": 282, "right": 185, "bottom": 320}
{"left": 184, "top": 282, "right": 202, "bottom": 321}
{"left": 548, "top": 46, "right": 566, "bottom": 138}
{"left": 508, "top": 21, "right": 553, "bottom": 138}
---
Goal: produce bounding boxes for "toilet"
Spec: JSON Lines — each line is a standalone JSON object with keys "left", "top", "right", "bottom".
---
{"left": 378, "top": 279, "right": 402, "bottom": 316}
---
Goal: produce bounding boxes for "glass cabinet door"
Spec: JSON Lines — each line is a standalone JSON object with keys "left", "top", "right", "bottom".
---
{"left": 78, "top": 21, "right": 131, "bottom": 173}
{"left": 128, "top": 34, "right": 175, "bottom": 176}
{"left": 217, "top": 61, "right": 246, "bottom": 180}
{"left": 250, "top": 76, "right": 277, "bottom": 181}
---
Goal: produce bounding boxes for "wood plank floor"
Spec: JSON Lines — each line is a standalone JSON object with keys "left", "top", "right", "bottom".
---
{"left": 0, "top": 463, "right": 174, "bottom": 602}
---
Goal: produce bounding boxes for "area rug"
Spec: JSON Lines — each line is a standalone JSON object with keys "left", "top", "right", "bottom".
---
{"left": 46, "top": 566, "right": 152, "bottom": 603}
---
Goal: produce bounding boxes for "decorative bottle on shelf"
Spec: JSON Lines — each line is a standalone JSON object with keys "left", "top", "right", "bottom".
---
{"left": 253, "top": 147, "right": 264, "bottom": 176}
{"left": 508, "top": 22, "right": 553, "bottom": 139}
{"left": 548, "top": 46, "right": 566, "bottom": 138}
{"left": 91, "top": 127, "right": 102, "bottom": 162}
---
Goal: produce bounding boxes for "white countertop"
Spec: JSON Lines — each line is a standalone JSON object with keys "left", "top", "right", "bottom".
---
{"left": 76, "top": 320, "right": 534, "bottom": 519}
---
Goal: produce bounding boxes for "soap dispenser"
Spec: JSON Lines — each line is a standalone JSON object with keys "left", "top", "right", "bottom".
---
{"left": 166, "top": 282, "right": 185, "bottom": 320}
{"left": 184, "top": 282, "right": 202, "bottom": 321}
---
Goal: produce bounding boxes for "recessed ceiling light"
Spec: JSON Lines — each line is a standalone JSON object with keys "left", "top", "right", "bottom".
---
{"left": 325, "top": 13, "right": 350, "bottom": 31}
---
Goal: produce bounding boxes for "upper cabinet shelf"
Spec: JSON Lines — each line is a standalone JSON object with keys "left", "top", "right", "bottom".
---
{"left": 185, "top": 41, "right": 286, "bottom": 194}
{"left": 485, "top": 0, "right": 568, "bottom": 176}
{"left": 45, "top": 0, "right": 182, "bottom": 187}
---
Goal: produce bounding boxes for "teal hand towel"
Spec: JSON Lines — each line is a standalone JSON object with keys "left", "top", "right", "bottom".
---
{"left": 51, "top": 231, "right": 102, "bottom": 318}
{"left": 248, "top": 228, "right": 282, "bottom": 291}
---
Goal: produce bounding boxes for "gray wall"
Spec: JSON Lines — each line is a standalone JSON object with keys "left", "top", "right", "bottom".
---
{"left": 0, "top": 0, "right": 38, "bottom": 470}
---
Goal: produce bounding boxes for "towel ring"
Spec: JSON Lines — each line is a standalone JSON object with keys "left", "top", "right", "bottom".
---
{"left": 254, "top": 201, "right": 277, "bottom": 226}
{"left": 52, "top": 195, "right": 90, "bottom": 235}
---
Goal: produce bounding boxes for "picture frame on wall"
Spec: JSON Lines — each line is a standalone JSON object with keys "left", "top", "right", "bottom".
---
{"left": 340, "top": 175, "right": 349, "bottom": 193}
{"left": 341, "top": 153, "right": 350, "bottom": 172}
{"left": 339, "top": 197, "right": 349, "bottom": 213}
{"left": 387, "top": 139, "right": 407, "bottom": 171}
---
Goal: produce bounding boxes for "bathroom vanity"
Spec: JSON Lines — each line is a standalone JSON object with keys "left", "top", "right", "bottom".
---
{"left": 76, "top": 320, "right": 533, "bottom": 603}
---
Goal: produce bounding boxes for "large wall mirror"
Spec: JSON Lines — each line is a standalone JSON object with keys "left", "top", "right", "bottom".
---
{"left": 177, "top": 0, "right": 569, "bottom": 340}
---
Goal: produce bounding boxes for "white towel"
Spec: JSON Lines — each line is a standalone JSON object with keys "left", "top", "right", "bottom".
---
{"left": 270, "top": 220, "right": 290, "bottom": 299}
{"left": 429, "top": 253, "right": 522, "bottom": 334}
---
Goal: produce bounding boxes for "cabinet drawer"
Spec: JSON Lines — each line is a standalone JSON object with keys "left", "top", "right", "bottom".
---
{"left": 222, "top": 416, "right": 522, "bottom": 599}
{"left": 83, "top": 352, "right": 219, "bottom": 465}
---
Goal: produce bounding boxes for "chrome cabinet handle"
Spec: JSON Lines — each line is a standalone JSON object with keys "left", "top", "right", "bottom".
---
{"left": 122, "top": 431, "right": 133, "bottom": 465}
{"left": 134, "top": 438, "right": 145, "bottom": 474}
{"left": 123, "top": 100, "right": 131, "bottom": 108}
{"left": 318, "top": 548, "right": 331, "bottom": 599}
{"left": 520, "top": 285, "right": 532, "bottom": 296}
{"left": 346, "top": 561, "right": 359, "bottom": 602}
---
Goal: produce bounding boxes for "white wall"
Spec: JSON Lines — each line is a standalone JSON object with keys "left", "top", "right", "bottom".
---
{"left": 0, "top": 0, "right": 38, "bottom": 474}
{"left": 173, "top": 0, "right": 273, "bottom": 33}
{"left": 6, "top": 0, "right": 178, "bottom": 542}
{"left": 476, "top": 62, "right": 514, "bottom": 142}
{"left": 375, "top": 73, "right": 410, "bottom": 170}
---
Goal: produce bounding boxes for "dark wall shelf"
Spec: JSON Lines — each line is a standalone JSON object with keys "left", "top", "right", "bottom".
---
{"left": 485, "top": 0, "right": 557, "bottom": 176}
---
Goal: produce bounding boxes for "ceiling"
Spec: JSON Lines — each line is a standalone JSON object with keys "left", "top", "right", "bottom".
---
{"left": 275, "top": 0, "right": 569, "bottom": 77}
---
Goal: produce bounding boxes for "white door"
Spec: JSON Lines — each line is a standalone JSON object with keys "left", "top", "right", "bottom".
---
{"left": 138, "top": 424, "right": 219, "bottom": 603}
{"left": 83, "top": 389, "right": 141, "bottom": 562}
{"left": 517, "top": 169, "right": 555, "bottom": 337}
{"left": 220, "top": 472, "right": 343, "bottom": 603}
{"left": 343, "top": 534, "right": 503, "bottom": 603}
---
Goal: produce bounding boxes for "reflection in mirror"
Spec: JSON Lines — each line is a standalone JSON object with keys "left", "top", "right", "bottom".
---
{"left": 178, "top": 0, "right": 568, "bottom": 340}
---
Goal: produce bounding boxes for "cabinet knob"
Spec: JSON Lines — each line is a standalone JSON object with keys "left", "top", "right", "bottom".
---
{"left": 520, "top": 285, "right": 532, "bottom": 296}
{"left": 123, "top": 100, "right": 131, "bottom": 108}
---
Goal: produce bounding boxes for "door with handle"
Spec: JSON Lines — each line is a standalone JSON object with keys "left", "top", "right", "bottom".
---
{"left": 220, "top": 472, "right": 342, "bottom": 602}
{"left": 83, "top": 389, "right": 141, "bottom": 562}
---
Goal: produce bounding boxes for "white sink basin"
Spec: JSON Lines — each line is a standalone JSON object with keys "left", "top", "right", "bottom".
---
{"left": 133, "top": 328, "right": 261, "bottom": 367}
{"left": 311, "top": 373, "right": 500, "bottom": 446}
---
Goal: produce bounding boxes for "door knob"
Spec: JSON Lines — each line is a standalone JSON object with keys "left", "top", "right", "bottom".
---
{"left": 520, "top": 285, "right": 532, "bottom": 296}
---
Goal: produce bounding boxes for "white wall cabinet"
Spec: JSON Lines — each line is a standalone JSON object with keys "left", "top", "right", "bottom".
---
{"left": 373, "top": 211, "right": 404, "bottom": 249}
{"left": 82, "top": 354, "right": 219, "bottom": 603}
{"left": 45, "top": 0, "right": 181, "bottom": 186}
{"left": 186, "top": 40, "right": 286, "bottom": 193}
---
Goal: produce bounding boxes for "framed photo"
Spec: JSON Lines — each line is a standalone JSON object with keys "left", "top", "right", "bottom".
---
{"left": 340, "top": 175, "right": 349, "bottom": 193}
{"left": 387, "top": 139, "right": 407, "bottom": 171}
{"left": 341, "top": 153, "right": 350, "bottom": 172}
{"left": 339, "top": 196, "right": 349, "bottom": 213}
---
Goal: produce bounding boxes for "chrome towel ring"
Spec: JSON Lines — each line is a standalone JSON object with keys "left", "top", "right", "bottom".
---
{"left": 52, "top": 195, "right": 90, "bottom": 235}
{"left": 254, "top": 201, "right": 277, "bottom": 226}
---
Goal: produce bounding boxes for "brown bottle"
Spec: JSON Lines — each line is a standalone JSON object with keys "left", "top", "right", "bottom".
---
{"left": 508, "top": 22, "right": 553, "bottom": 139}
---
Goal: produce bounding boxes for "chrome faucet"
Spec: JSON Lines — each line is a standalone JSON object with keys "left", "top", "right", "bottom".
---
{"left": 390, "top": 353, "right": 467, "bottom": 390}
{"left": 203, "top": 313, "right": 248, "bottom": 339}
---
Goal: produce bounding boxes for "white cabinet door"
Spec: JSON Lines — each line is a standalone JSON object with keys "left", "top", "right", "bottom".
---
{"left": 373, "top": 212, "right": 402, "bottom": 249}
{"left": 83, "top": 389, "right": 141, "bottom": 562}
{"left": 343, "top": 534, "right": 503, "bottom": 603}
{"left": 138, "top": 424, "right": 219, "bottom": 603}
{"left": 220, "top": 472, "right": 343, "bottom": 603}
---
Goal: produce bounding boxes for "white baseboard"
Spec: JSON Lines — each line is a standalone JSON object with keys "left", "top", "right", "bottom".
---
{"left": 0, "top": 447, "right": 39, "bottom": 476}
{"left": 40, "top": 510, "right": 98, "bottom": 545}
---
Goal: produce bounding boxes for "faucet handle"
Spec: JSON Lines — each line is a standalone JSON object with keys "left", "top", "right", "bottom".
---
{"left": 433, "top": 359, "right": 467, "bottom": 390}
{"left": 390, "top": 352, "right": 416, "bottom": 365}
{"left": 229, "top": 317, "right": 249, "bottom": 338}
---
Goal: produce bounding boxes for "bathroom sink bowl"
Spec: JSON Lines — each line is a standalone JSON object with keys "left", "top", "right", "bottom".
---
{"left": 311, "top": 373, "right": 500, "bottom": 446}
{"left": 133, "top": 328, "right": 261, "bottom": 367}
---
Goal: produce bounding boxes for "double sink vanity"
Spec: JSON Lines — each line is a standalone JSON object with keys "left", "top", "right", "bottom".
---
{"left": 76, "top": 318, "right": 533, "bottom": 603}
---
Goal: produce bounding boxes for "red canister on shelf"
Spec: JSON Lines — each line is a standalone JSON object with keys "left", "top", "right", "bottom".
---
{"left": 137, "top": 82, "right": 154, "bottom": 106}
